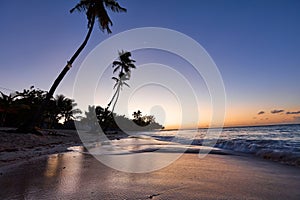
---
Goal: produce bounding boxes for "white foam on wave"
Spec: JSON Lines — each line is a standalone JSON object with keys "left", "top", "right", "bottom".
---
{"left": 68, "top": 135, "right": 224, "bottom": 156}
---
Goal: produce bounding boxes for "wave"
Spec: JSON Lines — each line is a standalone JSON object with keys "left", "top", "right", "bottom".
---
{"left": 200, "top": 138, "right": 300, "bottom": 166}
{"left": 150, "top": 125, "right": 300, "bottom": 166}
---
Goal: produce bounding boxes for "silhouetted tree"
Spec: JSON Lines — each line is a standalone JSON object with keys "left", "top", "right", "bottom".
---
{"left": 107, "top": 51, "right": 136, "bottom": 113}
{"left": 78, "top": 106, "right": 164, "bottom": 132}
{"left": 0, "top": 92, "right": 20, "bottom": 126}
{"left": 132, "top": 110, "right": 142, "bottom": 120}
{"left": 20, "top": 0, "right": 127, "bottom": 132}
{"left": 54, "top": 94, "right": 82, "bottom": 123}
{"left": 131, "top": 110, "right": 164, "bottom": 129}
{"left": 0, "top": 87, "right": 81, "bottom": 129}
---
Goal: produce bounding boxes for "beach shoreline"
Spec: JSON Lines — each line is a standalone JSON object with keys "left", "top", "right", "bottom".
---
{"left": 1, "top": 151, "right": 300, "bottom": 199}
{"left": 1, "top": 127, "right": 300, "bottom": 169}
{"left": 1, "top": 128, "right": 300, "bottom": 199}
{"left": 0, "top": 128, "right": 127, "bottom": 168}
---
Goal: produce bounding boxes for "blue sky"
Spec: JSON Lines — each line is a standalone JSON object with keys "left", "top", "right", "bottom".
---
{"left": 0, "top": 0, "right": 300, "bottom": 127}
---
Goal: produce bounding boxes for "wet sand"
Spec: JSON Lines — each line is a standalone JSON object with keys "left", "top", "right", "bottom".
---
{"left": 1, "top": 152, "right": 300, "bottom": 199}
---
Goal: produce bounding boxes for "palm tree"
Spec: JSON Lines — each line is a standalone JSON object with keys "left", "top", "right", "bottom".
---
{"left": 107, "top": 51, "right": 136, "bottom": 113}
{"left": 54, "top": 95, "right": 82, "bottom": 124}
{"left": 132, "top": 110, "right": 142, "bottom": 120}
{"left": 83, "top": 105, "right": 100, "bottom": 131}
{"left": 20, "top": 0, "right": 127, "bottom": 132}
{"left": 64, "top": 103, "right": 82, "bottom": 123}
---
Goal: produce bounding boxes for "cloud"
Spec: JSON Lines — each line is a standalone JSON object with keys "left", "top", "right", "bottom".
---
{"left": 270, "top": 109, "right": 284, "bottom": 114}
{"left": 286, "top": 111, "right": 300, "bottom": 115}
{"left": 257, "top": 111, "right": 265, "bottom": 115}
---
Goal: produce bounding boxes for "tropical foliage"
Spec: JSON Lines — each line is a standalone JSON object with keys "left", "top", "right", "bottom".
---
{"left": 0, "top": 87, "right": 81, "bottom": 128}
{"left": 78, "top": 106, "right": 164, "bottom": 132}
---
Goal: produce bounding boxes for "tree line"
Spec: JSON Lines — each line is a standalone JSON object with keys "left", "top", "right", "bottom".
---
{"left": 0, "top": 87, "right": 164, "bottom": 131}
{"left": 0, "top": 86, "right": 80, "bottom": 129}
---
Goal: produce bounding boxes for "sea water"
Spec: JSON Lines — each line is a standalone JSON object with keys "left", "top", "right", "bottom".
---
{"left": 139, "top": 124, "right": 300, "bottom": 165}
{"left": 71, "top": 124, "right": 300, "bottom": 166}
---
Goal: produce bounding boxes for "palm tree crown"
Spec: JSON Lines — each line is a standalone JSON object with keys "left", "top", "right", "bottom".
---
{"left": 132, "top": 110, "right": 142, "bottom": 120}
{"left": 70, "top": 0, "right": 126, "bottom": 33}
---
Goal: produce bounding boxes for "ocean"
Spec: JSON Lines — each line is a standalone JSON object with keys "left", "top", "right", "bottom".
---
{"left": 134, "top": 124, "right": 300, "bottom": 166}
{"left": 72, "top": 124, "right": 300, "bottom": 166}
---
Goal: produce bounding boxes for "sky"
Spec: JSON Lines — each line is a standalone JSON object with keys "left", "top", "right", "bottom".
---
{"left": 0, "top": 0, "right": 300, "bottom": 128}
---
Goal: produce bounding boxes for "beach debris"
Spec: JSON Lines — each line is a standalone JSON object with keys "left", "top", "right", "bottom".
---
{"left": 147, "top": 193, "right": 160, "bottom": 199}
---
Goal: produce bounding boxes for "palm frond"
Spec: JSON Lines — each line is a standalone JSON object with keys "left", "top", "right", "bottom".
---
{"left": 113, "top": 66, "right": 120, "bottom": 73}
{"left": 112, "top": 77, "right": 119, "bottom": 82}
{"left": 113, "top": 82, "right": 119, "bottom": 89}
{"left": 123, "top": 82, "right": 130, "bottom": 88}
{"left": 128, "top": 63, "right": 136, "bottom": 68}
{"left": 0, "top": 91, "right": 7, "bottom": 99}
{"left": 120, "top": 52, "right": 131, "bottom": 62}
{"left": 94, "top": 1, "right": 113, "bottom": 33}
{"left": 112, "top": 61, "right": 122, "bottom": 66}
{"left": 104, "top": 0, "right": 127, "bottom": 13}
{"left": 70, "top": 0, "right": 89, "bottom": 13}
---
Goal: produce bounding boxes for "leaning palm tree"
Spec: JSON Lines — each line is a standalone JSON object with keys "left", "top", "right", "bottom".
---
{"left": 20, "top": 0, "right": 126, "bottom": 132}
{"left": 107, "top": 51, "right": 136, "bottom": 113}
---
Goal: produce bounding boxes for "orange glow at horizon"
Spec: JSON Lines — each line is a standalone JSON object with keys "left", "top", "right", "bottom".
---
{"left": 162, "top": 105, "right": 300, "bottom": 130}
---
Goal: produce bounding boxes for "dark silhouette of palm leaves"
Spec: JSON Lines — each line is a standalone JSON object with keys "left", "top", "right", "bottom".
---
{"left": 70, "top": 0, "right": 126, "bottom": 33}
{"left": 132, "top": 110, "right": 142, "bottom": 120}
{"left": 55, "top": 95, "right": 82, "bottom": 123}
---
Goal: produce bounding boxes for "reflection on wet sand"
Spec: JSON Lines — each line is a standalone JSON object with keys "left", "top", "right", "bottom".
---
{"left": 43, "top": 152, "right": 83, "bottom": 195}
{"left": 44, "top": 155, "right": 59, "bottom": 178}
{"left": 68, "top": 136, "right": 226, "bottom": 173}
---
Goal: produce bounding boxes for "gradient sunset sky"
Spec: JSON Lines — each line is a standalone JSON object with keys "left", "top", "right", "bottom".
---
{"left": 1, "top": 0, "right": 300, "bottom": 128}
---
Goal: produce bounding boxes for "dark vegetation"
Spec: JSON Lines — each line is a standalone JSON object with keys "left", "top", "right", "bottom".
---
{"left": 0, "top": 87, "right": 80, "bottom": 129}
{"left": 82, "top": 106, "right": 164, "bottom": 132}
{"left": 0, "top": 87, "right": 164, "bottom": 131}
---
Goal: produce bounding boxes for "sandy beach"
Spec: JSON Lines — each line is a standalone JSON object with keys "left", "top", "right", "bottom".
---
{"left": 0, "top": 128, "right": 127, "bottom": 168}
{"left": 1, "top": 149, "right": 300, "bottom": 199}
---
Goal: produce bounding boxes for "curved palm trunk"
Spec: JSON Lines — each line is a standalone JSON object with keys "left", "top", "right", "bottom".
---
{"left": 111, "top": 87, "right": 120, "bottom": 114}
{"left": 107, "top": 83, "right": 120, "bottom": 109}
{"left": 18, "top": 16, "right": 96, "bottom": 133}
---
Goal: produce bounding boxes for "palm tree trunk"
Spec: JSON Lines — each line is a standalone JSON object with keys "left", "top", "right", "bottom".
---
{"left": 111, "top": 86, "right": 121, "bottom": 114}
{"left": 18, "top": 16, "right": 96, "bottom": 133}
{"left": 107, "top": 83, "right": 120, "bottom": 109}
